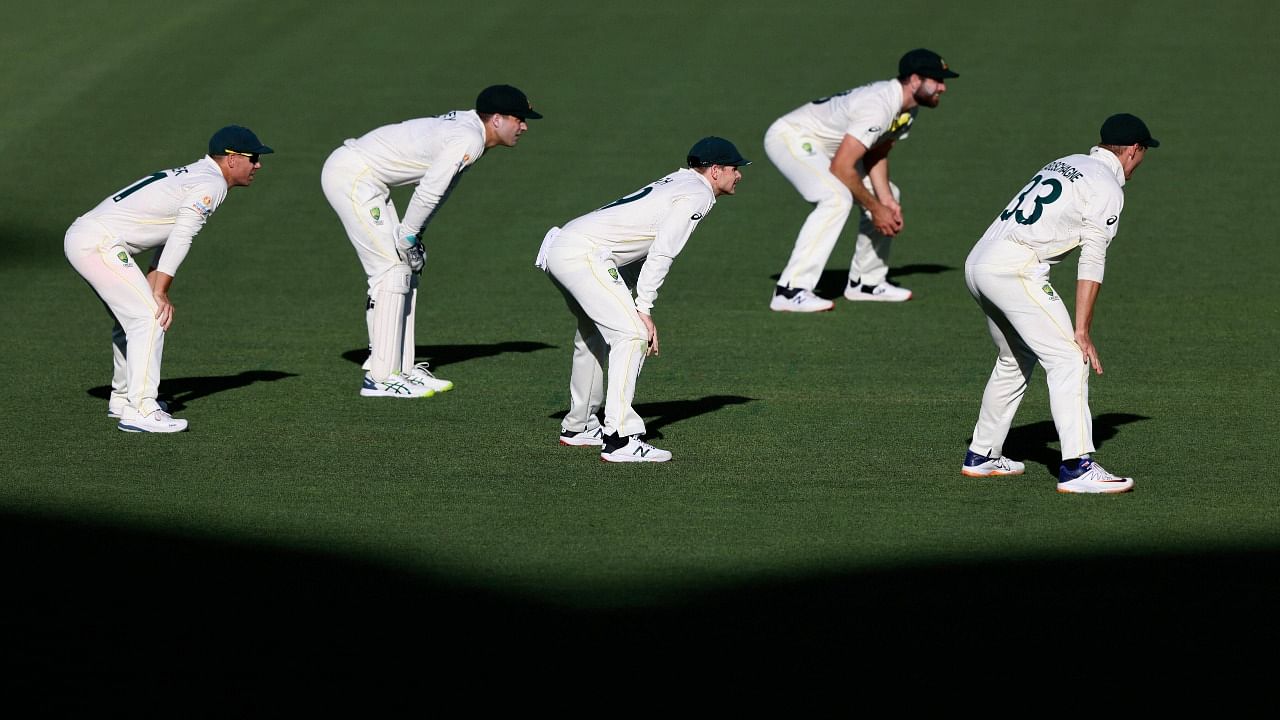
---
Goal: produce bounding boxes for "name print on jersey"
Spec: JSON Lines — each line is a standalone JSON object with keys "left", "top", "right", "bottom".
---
{"left": 1042, "top": 160, "right": 1083, "bottom": 182}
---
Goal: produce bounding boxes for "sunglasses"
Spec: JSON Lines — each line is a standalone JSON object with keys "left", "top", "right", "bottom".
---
{"left": 224, "top": 149, "right": 261, "bottom": 164}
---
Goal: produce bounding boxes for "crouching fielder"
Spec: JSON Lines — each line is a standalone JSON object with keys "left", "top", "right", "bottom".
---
{"left": 65, "top": 125, "right": 272, "bottom": 432}
{"left": 961, "top": 114, "right": 1157, "bottom": 493}
{"left": 321, "top": 84, "right": 541, "bottom": 398}
{"left": 537, "top": 137, "right": 748, "bottom": 462}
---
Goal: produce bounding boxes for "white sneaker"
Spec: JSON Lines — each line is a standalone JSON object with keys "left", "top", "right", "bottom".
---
{"left": 845, "top": 280, "right": 912, "bottom": 302}
{"left": 360, "top": 373, "right": 433, "bottom": 398}
{"left": 404, "top": 362, "right": 454, "bottom": 394}
{"left": 1057, "top": 458, "right": 1134, "bottom": 494}
{"left": 770, "top": 288, "right": 834, "bottom": 313}
{"left": 600, "top": 435, "right": 672, "bottom": 463}
{"left": 560, "top": 425, "right": 605, "bottom": 447}
{"left": 961, "top": 450, "right": 1026, "bottom": 477}
{"left": 109, "top": 399, "right": 168, "bottom": 419}
{"left": 117, "top": 407, "right": 188, "bottom": 433}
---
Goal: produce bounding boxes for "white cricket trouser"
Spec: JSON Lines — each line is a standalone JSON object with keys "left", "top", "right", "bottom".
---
{"left": 546, "top": 239, "right": 648, "bottom": 438}
{"left": 965, "top": 239, "right": 1095, "bottom": 460}
{"left": 321, "top": 146, "right": 419, "bottom": 377}
{"left": 765, "top": 121, "right": 898, "bottom": 290}
{"left": 65, "top": 219, "right": 165, "bottom": 416}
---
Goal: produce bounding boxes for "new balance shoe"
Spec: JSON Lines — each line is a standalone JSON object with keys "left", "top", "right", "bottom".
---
{"left": 770, "top": 287, "right": 834, "bottom": 313}
{"left": 600, "top": 433, "right": 672, "bottom": 463}
{"left": 844, "top": 279, "right": 912, "bottom": 302}
{"left": 1057, "top": 456, "right": 1134, "bottom": 494}
{"left": 360, "top": 373, "right": 433, "bottom": 398}
{"left": 961, "top": 449, "right": 1026, "bottom": 477}
{"left": 109, "top": 399, "right": 168, "bottom": 419}
{"left": 404, "top": 362, "right": 453, "bottom": 394}
{"left": 117, "top": 407, "right": 188, "bottom": 433}
{"left": 559, "top": 425, "right": 605, "bottom": 447}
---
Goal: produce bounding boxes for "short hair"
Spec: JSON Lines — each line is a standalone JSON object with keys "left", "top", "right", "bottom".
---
{"left": 477, "top": 112, "right": 496, "bottom": 123}
{"left": 1098, "top": 143, "right": 1143, "bottom": 154}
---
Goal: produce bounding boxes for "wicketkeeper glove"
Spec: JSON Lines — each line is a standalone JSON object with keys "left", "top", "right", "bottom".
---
{"left": 395, "top": 227, "right": 426, "bottom": 274}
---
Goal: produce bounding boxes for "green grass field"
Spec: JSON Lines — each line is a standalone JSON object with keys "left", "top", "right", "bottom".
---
{"left": 3, "top": 0, "right": 1278, "bottom": 702}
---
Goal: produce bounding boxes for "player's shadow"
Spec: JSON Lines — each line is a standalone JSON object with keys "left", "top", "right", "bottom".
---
{"left": 341, "top": 341, "right": 555, "bottom": 370}
{"left": 549, "top": 394, "right": 755, "bottom": 439}
{"left": 976, "top": 411, "right": 1152, "bottom": 478}
{"left": 88, "top": 370, "right": 298, "bottom": 413}
{"left": 770, "top": 264, "right": 952, "bottom": 298}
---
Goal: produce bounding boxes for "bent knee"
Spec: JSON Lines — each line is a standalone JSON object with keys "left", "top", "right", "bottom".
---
{"left": 370, "top": 266, "right": 411, "bottom": 294}
{"left": 814, "top": 187, "right": 854, "bottom": 214}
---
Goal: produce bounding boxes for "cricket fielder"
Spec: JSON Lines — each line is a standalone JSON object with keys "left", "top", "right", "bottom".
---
{"left": 766, "top": 48, "right": 958, "bottom": 312}
{"left": 536, "top": 137, "right": 749, "bottom": 462}
{"left": 961, "top": 114, "right": 1158, "bottom": 493}
{"left": 321, "top": 84, "right": 541, "bottom": 398}
{"left": 64, "top": 126, "right": 272, "bottom": 432}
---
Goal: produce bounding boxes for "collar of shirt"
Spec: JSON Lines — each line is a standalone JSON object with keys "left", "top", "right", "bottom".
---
{"left": 683, "top": 166, "right": 718, "bottom": 203}
{"left": 1088, "top": 146, "right": 1127, "bottom": 187}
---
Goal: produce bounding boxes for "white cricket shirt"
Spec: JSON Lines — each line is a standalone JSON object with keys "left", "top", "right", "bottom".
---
{"left": 556, "top": 168, "right": 717, "bottom": 314}
{"left": 342, "top": 110, "right": 487, "bottom": 233}
{"left": 775, "top": 79, "right": 915, "bottom": 157}
{"left": 972, "top": 147, "right": 1126, "bottom": 283}
{"left": 75, "top": 155, "right": 228, "bottom": 277}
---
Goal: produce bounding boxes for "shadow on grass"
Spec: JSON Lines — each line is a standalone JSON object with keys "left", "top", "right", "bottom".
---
{"left": 2, "top": 509, "right": 1273, "bottom": 708}
{"left": 87, "top": 370, "right": 299, "bottom": 413}
{"left": 771, "top": 264, "right": 953, "bottom": 298}
{"left": 548, "top": 395, "right": 755, "bottom": 439}
{"left": 991, "top": 412, "right": 1152, "bottom": 478}
{"left": 340, "top": 341, "right": 556, "bottom": 370}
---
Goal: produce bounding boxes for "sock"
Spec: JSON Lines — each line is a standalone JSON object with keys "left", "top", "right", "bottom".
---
{"left": 1060, "top": 455, "right": 1091, "bottom": 476}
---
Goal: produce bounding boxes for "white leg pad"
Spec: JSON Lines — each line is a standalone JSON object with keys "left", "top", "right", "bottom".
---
{"left": 368, "top": 268, "right": 410, "bottom": 382}
{"left": 401, "top": 274, "right": 420, "bottom": 371}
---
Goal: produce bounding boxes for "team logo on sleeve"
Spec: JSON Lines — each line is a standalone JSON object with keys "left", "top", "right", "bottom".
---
{"left": 1042, "top": 284, "right": 1058, "bottom": 300}
{"left": 801, "top": 142, "right": 814, "bottom": 155}
{"left": 192, "top": 195, "right": 214, "bottom": 217}
{"left": 116, "top": 251, "right": 130, "bottom": 266}
{"left": 369, "top": 207, "right": 383, "bottom": 225}
{"left": 608, "top": 268, "right": 620, "bottom": 281}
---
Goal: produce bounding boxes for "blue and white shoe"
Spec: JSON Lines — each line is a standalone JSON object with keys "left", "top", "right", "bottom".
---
{"left": 360, "top": 373, "right": 432, "bottom": 398}
{"left": 1057, "top": 456, "right": 1134, "bottom": 494}
{"left": 961, "top": 449, "right": 1025, "bottom": 477}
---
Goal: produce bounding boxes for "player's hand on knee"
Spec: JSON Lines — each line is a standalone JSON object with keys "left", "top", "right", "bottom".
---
{"left": 639, "top": 312, "right": 659, "bottom": 356}
{"left": 154, "top": 294, "right": 174, "bottom": 331}
{"left": 401, "top": 242, "right": 425, "bottom": 274}
{"left": 1076, "top": 332, "right": 1103, "bottom": 375}
{"left": 395, "top": 229, "right": 426, "bottom": 274}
